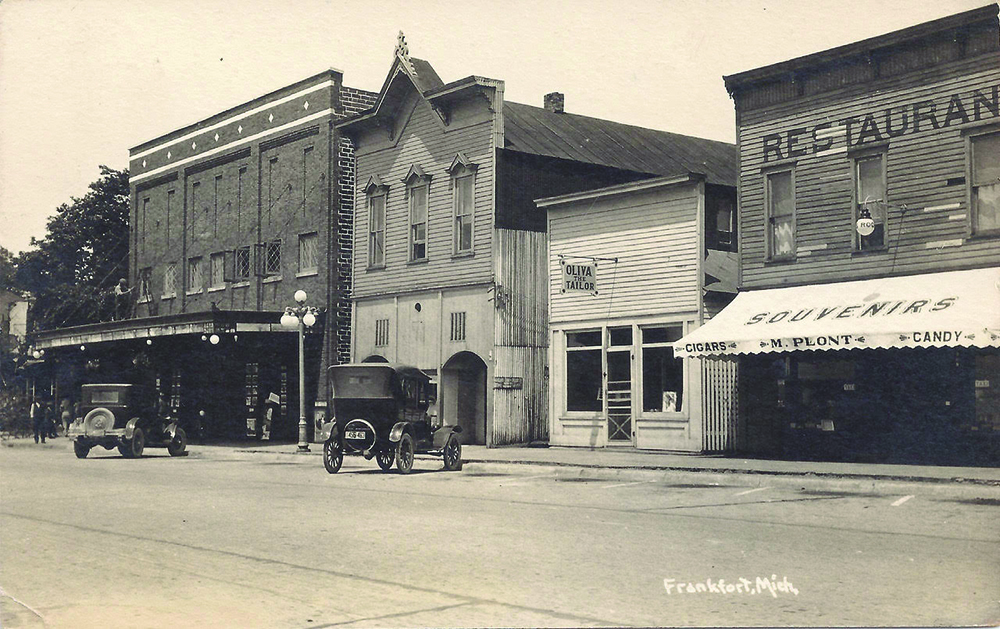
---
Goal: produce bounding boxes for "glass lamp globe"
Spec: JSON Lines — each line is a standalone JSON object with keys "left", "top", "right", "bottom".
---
{"left": 294, "top": 289, "right": 308, "bottom": 305}
{"left": 302, "top": 312, "right": 316, "bottom": 327}
{"left": 209, "top": 334, "right": 220, "bottom": 345}
{"left": 856, "top": 217, "right": 876, "bottom": 237}
{"left": 281, "top": 313, "right": 297, "bottom": 328}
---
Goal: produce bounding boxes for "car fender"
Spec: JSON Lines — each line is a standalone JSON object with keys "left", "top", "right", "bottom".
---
{"left": 431, "top": 425, "right": 462, "bottom": 450}
{"left": 123, "top": 417, "right": 141, "bottom": 440}
{"left": 389, "top": 421, "right": 410, "bottom": 443}
{"left": 164, "top": 421, "right": 180, "bottom": 440}
{"left": 325, "top": 422, "right": 340, "bottom": 441}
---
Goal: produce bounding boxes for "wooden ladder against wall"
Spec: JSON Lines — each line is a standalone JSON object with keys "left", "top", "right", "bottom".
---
{"left": 607, "top": 380, "right": 632, "bottom": 441}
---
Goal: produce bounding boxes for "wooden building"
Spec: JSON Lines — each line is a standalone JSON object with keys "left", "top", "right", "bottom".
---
{"left": 677, "top": 5, "right": 1000, "bottom": 465}
{"left": 33, "top": 70, "right": 377, "bottom": 442}
{"left": 540, "top": 173, "right": 738, "bottom": 451}
{"left": 338, "top": 34, "right": 736, "bottom": 445}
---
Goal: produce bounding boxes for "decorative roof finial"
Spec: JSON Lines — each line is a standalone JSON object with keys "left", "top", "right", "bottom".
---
{"left": 395, "top": 31, "right": 417, "bottom": 76}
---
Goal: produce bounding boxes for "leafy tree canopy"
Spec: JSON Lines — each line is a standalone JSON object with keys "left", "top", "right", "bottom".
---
{"left": 15, "top": 166, "right": 129, "bottom": 330}
{"left": 0, "top": 246, "right": 16, "bottom": 294}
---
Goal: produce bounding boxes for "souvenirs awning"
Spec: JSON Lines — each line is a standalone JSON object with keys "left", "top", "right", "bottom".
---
{"left": 33, "top": 310, "right": 295, "bottom": 351}
{"left": 674, "top": 267, "right": 1000, "bottom": 358}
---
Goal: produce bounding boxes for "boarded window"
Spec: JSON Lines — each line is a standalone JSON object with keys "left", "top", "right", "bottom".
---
{"left": 409, "top": 184, "right": 428, "bottom": 261}
{"left": 454, "top": 174, "right": 474, "bottom": 253}
{"left": 375, "top": 318, "right": 390, "bottom": 347}
{"left": 566, "top": 331, "right": 602, "bottom": 412}
{"left": 855, "top": 154, "right": 887, "bottom": 250}
{"left": 188, "top": 257, "right": 203, "bottom": 291}
{"left": 450, "top": 311, "right": 467, "bottom": 342}
{"left": 972, "top": 132, "right": 1000, "bottom": 234}
{"left": 369, "top": 194, "right": 386, "bottom": 267}
{"left": 766, "top": 169, "right": 795, "bottom": 258}
{"left": 298, "top": 232, "right": 318, "bottom": 273}
{"left": 210, "top": 252, "right": 225, "bottom": 288}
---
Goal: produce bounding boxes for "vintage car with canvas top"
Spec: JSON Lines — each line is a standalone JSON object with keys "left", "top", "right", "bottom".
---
{"left": 322, "top": 364, "right": 463, "bottom": 474}
{"left": 69, "top": 383, "right": 188, "bottom": 459}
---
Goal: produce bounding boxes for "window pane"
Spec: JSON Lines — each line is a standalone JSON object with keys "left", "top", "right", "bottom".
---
{"left": 768, "top": 171, "right": 793, "bottom": 218}
{"left": 642, "top": 326, "right": 683, "bottom": 344}
{"left": 370, "top": 232, "right": 384, "bottom": 266}
{"left": 567, "top": 330, "right": 602, "bottom": 347}
{"left": 609, "top": 327, "right": 632, "bottom": 346}
{"left": 857, "top": 156, "right": 885, "bottom": 202}
{"left": 299, "top": 233, "right": 318, "bottom": 271}
{"left": 211, "top": 254, "right": 224, "bottom": 287}
{"left": 974, "top": 182, "right": 1000, "bottom": 232}
{"left": 771, "top": 216, "right": 794, "bottom": 257}
{"left": 411, "top": 186, "right": 427, "bottom": 222}
{"left": 642, "top": 346, "right": 683, "bottom": 413}
{"left": 566, "top": 349, "right": 602, "bottom": 412}
{"left": 460, "top": 217, "right": 473, "bottom": 251}
{"left": 371, "top": 196, "right": 385, "bottom": 230}
{"left": 973, "top": 133, "right": 1000, "bottom": 184}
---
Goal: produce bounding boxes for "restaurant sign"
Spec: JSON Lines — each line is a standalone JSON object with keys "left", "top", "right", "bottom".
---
{"left": 561, "top": 260, "right": 598, "bottom": 295}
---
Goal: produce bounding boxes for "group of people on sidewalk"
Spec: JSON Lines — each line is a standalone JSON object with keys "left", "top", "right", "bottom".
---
{"left": 29, "top": 397, "right": 77, "bottom": 444}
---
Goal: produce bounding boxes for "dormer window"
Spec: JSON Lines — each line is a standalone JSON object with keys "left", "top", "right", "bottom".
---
{"left": 364, "top": 175, "right": 389, "bottom": 269}
{"left": 402, "top": 165, "right": 432, "bottom": 262}
{"left": 447, "top": 154, "right": 478, "bottom": 255}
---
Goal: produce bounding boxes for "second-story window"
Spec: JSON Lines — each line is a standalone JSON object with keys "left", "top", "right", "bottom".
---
{"left": 854, "top": 153, "right": 887, "bottom": 251}
{"left": 138, "top": 268, "right": 152, "bottom": 303}
{"left": 235, "top": 246, "right": 251, "bottom": 281}
{"left": 765, "top": 168, "right": 795, "bottom": 259}
{"left": 971, "top": 131, "right": 1000, "bottom": 235}
{"left": 210, "top": 252, "right": 225, "bottom": 289}
{"left": 369, "top": 193, "right": 386, "bottom": 268}
{"left": 453, "top": 172, "right": 475, "bottom": 254}
{"left": 298, "top": 232, "right": 318, "bottom": 274}
{"left": 409, "top": 182, "right": 428, "bottom": 261}
{"left": 265, "top": 240, "right": 281, "bottom": 276}
{"left": 163, "top": 263, "right": 176, "bottom": 298}
{"left": 187, "top": 257, "right": 203, "bottom": 293}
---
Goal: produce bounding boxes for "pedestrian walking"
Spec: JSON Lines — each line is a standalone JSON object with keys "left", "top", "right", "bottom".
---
{"left": 60, "top": 397, "right": 73, "bottom": 435}
{"left": 30, "top": 399, "right": 46, "bottom": 444}
{"left": 45, "top": 402, "right": 57, "bottom": 438}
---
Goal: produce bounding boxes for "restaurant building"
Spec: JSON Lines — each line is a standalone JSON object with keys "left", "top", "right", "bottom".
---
{"left": 338, "top": 34, "right": 735, "bottom": 445}
{"left": 539, "top": 172, "right": 739, "bottom": 451}
{"left": 677, "top": 5, "right": 1000, "bottom": 465}
{"left": 33, "top": 70, "right": 377, "bottom": 442}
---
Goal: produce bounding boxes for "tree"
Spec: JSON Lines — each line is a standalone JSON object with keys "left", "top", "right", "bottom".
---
{"left": 0, "top": 246, "right": 16, "bottom": 293}
{"left": 15, "top": 166, "right": 129, "bottom": 330}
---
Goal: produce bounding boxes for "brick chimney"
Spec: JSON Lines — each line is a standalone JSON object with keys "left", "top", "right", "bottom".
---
{"left": 543, "top": 92, "right": 564, "bottom": 113}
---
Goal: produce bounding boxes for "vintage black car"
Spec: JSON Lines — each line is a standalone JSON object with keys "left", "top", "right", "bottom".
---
{"left": 69, "top": 383, "right": 188, "bottom": 459}
{"left": 322, "top": 364, "right": 462, "bottom": 474}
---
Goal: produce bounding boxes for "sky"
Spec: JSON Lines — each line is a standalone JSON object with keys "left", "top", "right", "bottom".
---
{"left": 0, "top": 0, "right": 990, "bottom": 255}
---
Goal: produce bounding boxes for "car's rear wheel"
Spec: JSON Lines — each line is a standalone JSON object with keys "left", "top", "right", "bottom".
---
{"left": 396, "top": 433, "right": 414, "bottom": 474}
{"left": 443, "top": 434, "right": 462, "bottom": 471}
{"left": 323, "top": 438, "right": 343, "bottom": 474}
{"left": 376, "top": 448, "right": 394, "bottom": 471}
{"left": 126, "top": 427, "right": 145, "bottom": 458}
{"left": 167, "top": 428, "right": 187, "bottom": 457}
{"left": 73, "top": 441, "right": 91, "bottom": 459}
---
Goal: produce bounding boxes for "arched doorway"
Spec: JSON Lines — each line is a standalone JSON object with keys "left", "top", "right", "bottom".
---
{"left": 361, "top": 354, "right": 389, "bottom": 363}
{"left": 441, "top": 351, "right": 488, "bottom": 445}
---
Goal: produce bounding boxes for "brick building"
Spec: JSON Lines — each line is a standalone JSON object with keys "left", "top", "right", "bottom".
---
{"left": 34, "top": 70, "right": 377, "bottom": 442}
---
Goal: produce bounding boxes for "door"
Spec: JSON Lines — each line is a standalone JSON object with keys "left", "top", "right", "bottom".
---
{"left": 606, "top": 343, "right": 632, "bottom": 443}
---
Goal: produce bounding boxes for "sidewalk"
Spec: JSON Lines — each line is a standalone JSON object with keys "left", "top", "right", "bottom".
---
{"left": 7, "top": 435, "right": 1000, "bottom": 495}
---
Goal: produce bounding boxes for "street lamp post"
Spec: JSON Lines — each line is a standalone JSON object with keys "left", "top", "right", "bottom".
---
{"left": 280, "top": 290, "right": 318, "bottom": 453}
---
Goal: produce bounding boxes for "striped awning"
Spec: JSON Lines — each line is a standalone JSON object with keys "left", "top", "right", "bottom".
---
{"left": 674, "top": 267, "right": 1000, "bottom": 357}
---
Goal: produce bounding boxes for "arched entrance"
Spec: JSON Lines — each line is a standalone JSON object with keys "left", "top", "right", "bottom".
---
{"left": 441, "top": 351, "right": 488, "bottom": 445}
{"left": 361, "top": 354, "right": 389, "bottom": 363}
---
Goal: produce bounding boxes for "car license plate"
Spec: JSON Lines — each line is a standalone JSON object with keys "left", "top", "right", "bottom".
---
{"left": 346, "top": 430, "right": 366, "bottom": 440}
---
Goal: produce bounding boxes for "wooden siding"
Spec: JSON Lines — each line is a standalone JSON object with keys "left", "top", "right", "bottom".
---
{"left": 548, "top": 184, "right": 701, "bottom": 324}
{"left": 352, "top": 95, "right": 495, "bottom": 298}
{"left": 493, "top": 345, "right": 548, "bottom": 445}
{"left": 738, "top": 53, "right": 1000, "bottom": 289}
{"left": 701, "top": 357, "right": 739, "bottom": 453}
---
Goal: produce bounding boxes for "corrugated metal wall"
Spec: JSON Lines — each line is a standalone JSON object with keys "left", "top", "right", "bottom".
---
{"left": 492, "top": 228, "right": 548, "bottom": 444}
{"left": 701, "top": 356, "right": 739, "bottom": 452}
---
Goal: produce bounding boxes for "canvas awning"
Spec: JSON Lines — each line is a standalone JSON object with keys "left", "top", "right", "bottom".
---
{"left": 674, "top": 267, "right": 1000, "bottom": 358}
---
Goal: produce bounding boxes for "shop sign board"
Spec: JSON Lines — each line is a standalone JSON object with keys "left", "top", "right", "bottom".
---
{"left": 561, "top": 260, "right": 597, "bottom": 295}
{"left": 494, "top": 376, "right": 523, "bottom": 390}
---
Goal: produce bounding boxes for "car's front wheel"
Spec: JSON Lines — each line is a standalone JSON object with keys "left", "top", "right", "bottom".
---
{"left": 443, "top": 434, "right": 462, "bottom": 471}
{"left": 167, "top": 428, "right": 187, "bottom": 457}
{"left": 396, "top": 433, "right": 414, "bottom": 474}
{"left": 73, "top": 441, "right": 91, "bottom": 459}
{"left": 323, "top": 438, "right": 343, "bottom": 474}
{"left": 125, "top": 427, "right": 145, "bottom": 458}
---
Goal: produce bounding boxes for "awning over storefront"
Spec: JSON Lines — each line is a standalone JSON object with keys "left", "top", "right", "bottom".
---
{"left": 675, "top": 267, "right": 1000, "bottom": 357}
{"left": 33, "top": 310, "right": 294, "bottom": 350}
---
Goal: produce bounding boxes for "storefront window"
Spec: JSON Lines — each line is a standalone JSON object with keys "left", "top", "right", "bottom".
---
{"left": 641, "top": 326, "right": 684, "bottom": 413}
{"left": 566, "top": 331, "right": 602, "bottom": 412}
